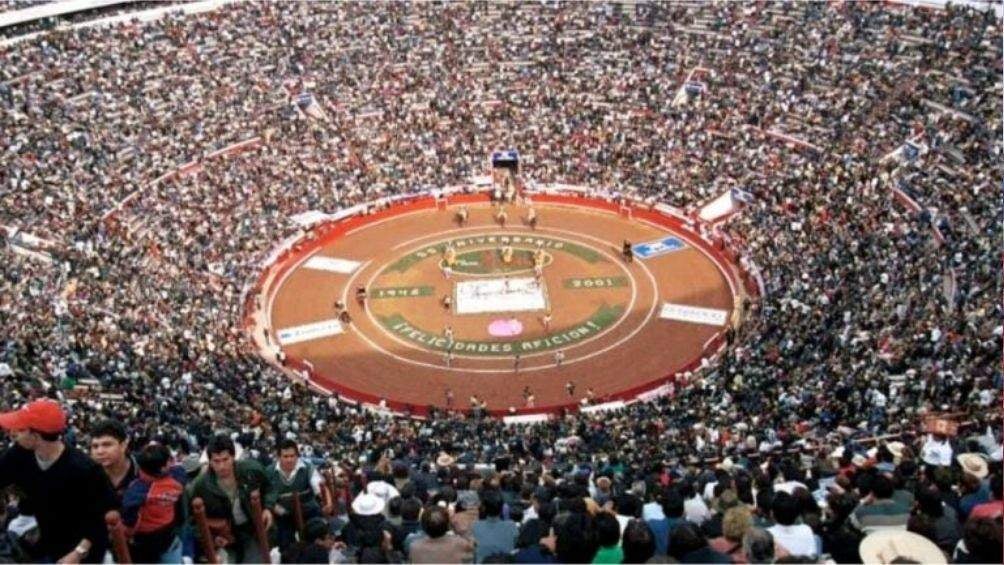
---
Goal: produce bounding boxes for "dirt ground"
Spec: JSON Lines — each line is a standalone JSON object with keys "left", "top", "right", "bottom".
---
{"left": 267, "top": 196, "right": 737, "bottom": 414}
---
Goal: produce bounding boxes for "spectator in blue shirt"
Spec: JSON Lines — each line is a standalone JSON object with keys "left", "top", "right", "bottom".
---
{"left": 473, "top": 489, "right": 519, "bottom": 562}
{"left": 646, "top": 487, "right": 686, "bottom": 556}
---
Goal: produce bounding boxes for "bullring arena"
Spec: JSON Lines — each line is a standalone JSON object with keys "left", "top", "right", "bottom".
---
{"left": 249, "top": 186, "right": 759, "bottom": 417}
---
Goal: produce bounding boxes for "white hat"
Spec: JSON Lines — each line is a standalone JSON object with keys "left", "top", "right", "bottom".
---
{"left": 436, "top": 452, "right": 456, "bottom": 468}
{"left": 366, "top": 480, "right": 400, "bottom": 502}
{"left": 957, "top": 453, "right": 989, "bottom": 479}
{"left": 716, "top": 457, "right": 735, "bottom": 473}
{"left": 7, "top": 515, "right": 37, "bottom": 538}
{"left": 859, "top": 530, "right": 946, "bottom": 564}
{"left": 351, "top": 493, "right": 385, "bottom": 517}
{"left": 891, "top": 441, "right": 907, "bottom": 463}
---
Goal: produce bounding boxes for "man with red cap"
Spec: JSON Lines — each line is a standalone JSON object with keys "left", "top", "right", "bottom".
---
{"left": 0, "top": 399, "right": 117, "bottom": 563}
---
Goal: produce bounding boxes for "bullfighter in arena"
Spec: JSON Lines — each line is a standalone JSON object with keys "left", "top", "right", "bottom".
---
{"left": 496, "top": 206, "right": 508, "bottom": 228}
{"left": 622, "top": 240, "right": 633, "bottom": 263}
{"left": 541, "top": 311, "right": 552, "bottom": 333}
{"left": 533, "top": 245, "right": 546, "bottom": 278}
{"left": 527, "top": 206, "right": 538, "bottom": 230}
{"left": 455, "top": 205, "right": 469, "bottom": 226}
{"left": 444, "top": 244, "right": 457, "bottom": 267}
{"left": 443, "top": 244, "right": 457, "bottom": 278}
{"left": 500, "top": 243, "right": 514, "bottom": 265}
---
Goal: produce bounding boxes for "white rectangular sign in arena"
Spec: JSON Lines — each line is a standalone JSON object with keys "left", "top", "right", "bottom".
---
{"left": 304, "top": 256, "right": 361, "bottom": 274}
{"left": 454, "top": 277, "right": 548, "bottom": 315}
{"left": 659, "top": 303, "right": 728, "bottom": 326}
{"left": 277, "top": 319, "right": 345, "bottom": 345}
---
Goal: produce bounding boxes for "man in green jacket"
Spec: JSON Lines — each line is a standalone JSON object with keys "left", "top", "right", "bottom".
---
{"left": 187, "top": 435, "right": 276, "bottom": 563}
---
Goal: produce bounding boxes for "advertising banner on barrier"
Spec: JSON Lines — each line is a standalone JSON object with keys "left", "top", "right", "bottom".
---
{"left": 659, "top": 303, "right": 729, "bottom": 326}
{"left": 277, "top": 319, "right": 345, "bottom": 345}
{"left": 303, "top": 256, "right": 361, "bottom": 274}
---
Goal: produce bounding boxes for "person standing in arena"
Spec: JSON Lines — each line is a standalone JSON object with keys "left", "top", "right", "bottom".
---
{"left": 0, "top": 399, "right": 117, "bottom": 563}
{"left": 527, "top": 206, "right": 538, "bottom": 230}
{"left": 500, "top": 243, "right": 515, "bottom": 265}
{"left": 443, "top": 244, "right": 457, "bottom": 279}
{"left": 496, "top": 206, "right": 508, "bottom": 228}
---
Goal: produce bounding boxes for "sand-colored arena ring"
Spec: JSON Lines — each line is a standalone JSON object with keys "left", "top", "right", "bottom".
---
{"left": 247, "top": 190, "right": 758, "bottom": 417}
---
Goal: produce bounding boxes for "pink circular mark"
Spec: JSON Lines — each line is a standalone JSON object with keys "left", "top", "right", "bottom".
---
{"left": 488, "top": 318, "right": 524, "bottom": 337}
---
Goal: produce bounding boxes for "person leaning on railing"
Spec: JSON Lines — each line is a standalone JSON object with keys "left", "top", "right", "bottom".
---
{"left": 0, "top": 399, "right": 117, "bottom": 564}
{"left": 185, "top": 434, "right": 277, "bottom": 564}
{"left": 266, "top": 438, "right": 333, "bottom": 554}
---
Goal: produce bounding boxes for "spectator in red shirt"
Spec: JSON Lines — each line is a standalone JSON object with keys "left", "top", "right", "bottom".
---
{"left": 968, "top": 474, "right": 1003, "bottom": 521}
{"left": 120, "top": 443, "right": 187, "bottom": 563}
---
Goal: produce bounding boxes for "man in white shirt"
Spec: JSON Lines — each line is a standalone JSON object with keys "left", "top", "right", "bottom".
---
{"left": 767, "top": 492, "right": 818, "bottom": 559}
{"left": 774, "top": 464, "right": 809, "bottom": 496}
{"left": 642, "top": 493, "right": 665, "bottom": 521}
{"left": 921, "top": 433, "right": 954, "bottom": 467}
{"left": 682, "top": 482, "right": 711, "bottom": 525}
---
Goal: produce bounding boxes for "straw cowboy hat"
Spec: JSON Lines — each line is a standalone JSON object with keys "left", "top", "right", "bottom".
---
{"left": 886, "top": 441, "right": 906, "bottom": 464}
{"left": 716, "top": 457, "right": 735, "bottom": 473}
{"left": 436, "top": 452, "right": 456, "bottom": 468}
{"left": 957, "top": 453, "right": 989, "bottom": 479}
{"left": 366, "top": 480, "right": 401, "bottom": 503}
{"left": 859, "top": 530, "right": 946, "bottom": 564}
{"left": 351, "top": 493, "right": 385, "bottom": 517}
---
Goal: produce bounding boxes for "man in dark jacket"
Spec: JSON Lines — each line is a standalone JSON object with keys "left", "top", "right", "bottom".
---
{"left": 391, "top": 497, "right": 423, "bottom": 553}
{"left": 186, "top": 435, "right": 276, "bottom": 563}
{"left": 0, "top": 399, "right": 117, "bottom": 563}
{"left": 266, "top": 439, "right": 328, "bottom": 552}
{"left": 121, "top": 443, "right": 188, "bottom": 563}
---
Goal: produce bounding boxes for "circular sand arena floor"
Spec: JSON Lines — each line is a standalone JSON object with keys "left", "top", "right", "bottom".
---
{"left": 249, "top": 190, "right": 756, "bottom": 417}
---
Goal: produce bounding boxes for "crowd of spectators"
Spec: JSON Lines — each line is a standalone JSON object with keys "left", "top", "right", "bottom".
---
{"left": 1, "top": 1, "right": 53, "bottom": 12}
{"left": 0, "top": 1, "right": 1001, "bottom": 563}
{"left": 0, "top": 1, "right": 193, "bottom": 41}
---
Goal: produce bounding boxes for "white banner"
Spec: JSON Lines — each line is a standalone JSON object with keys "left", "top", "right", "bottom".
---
{"left": 580, "top": 401, "right": 627, "bottom": 414}
{"left": 659, "top": 303, "right": 728, "bottom": 326}
{"left": 455, "top": 277, "right": 547, "bottom": 315}
{"left": 503, "top": 413, "right": 551, "bottom": 425}
{"left": 290, "top": 211, "right": 334, "bottom": 227}
{"left": 277, "top": 319, "right": 344, "bottom": 345}
{"left": 636, "top": 384, "right": 672, "bottom": 403}
{"left": 304, "top": 256, "right": 361, "bottom": 274}
{"left": 698, "top": 190, "right": 736, "bottom": 222}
